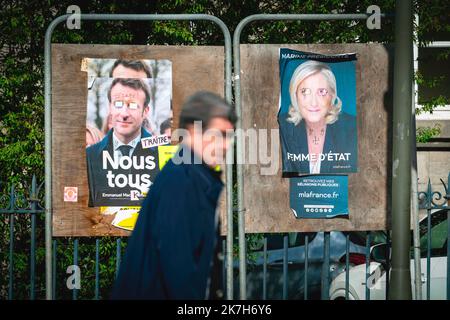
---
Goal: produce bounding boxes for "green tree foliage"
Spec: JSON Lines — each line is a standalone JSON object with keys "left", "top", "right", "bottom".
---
{"left": 0, "top": 0, "right": 448, "bottom": 299}
{"left": 416, "top": 124, "right": 442, "bottom": 143}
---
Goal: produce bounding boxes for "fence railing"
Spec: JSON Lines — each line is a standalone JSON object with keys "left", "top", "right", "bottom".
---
{"left": 0, "top": 176, "right": 44, "bottom": 300}
{"left": 418, "top": 173, "right": 450, "bottom": 300}
{"left": 1, "top": 173, "right": 448, "bottom": 300}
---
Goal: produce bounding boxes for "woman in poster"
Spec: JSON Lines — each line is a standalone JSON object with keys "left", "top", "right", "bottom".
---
{"left": 279, "top": 59, "right": 357, "bottom": 174}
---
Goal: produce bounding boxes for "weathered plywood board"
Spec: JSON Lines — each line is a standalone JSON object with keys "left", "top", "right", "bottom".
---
{"left": 240, "top": 44, "right": 393, "bottom": 233}
{"left": 52, "top": 44, "right": 225, "bottom": 237}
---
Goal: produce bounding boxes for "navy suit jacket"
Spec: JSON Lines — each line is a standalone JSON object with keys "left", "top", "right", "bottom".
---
{"left": 279, "top": 112, "right": 358, "bottom": 174}
{"left": 86, "top": 128, "right": 158, "bottom": 206}
{"left": 111, "top": 146, "right": 224, "bottom": 299}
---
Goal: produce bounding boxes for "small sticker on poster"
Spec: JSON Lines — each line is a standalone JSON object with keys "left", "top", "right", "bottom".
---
{"left": 141, "top": 134, "right": 171, "bottom": 149}
{"left": 64, "top": 187, "right": 78, "bottom": 202}
{"left": 289, "top": 175, "right": 348, "bottom": 219}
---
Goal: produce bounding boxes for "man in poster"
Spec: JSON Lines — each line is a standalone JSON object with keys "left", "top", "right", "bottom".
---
{"left": 86, "top": 77, "right": 160, "bottom": 206}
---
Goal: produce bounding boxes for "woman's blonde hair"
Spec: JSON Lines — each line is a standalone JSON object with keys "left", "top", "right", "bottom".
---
{"left": 286, "top": 60, "right": 342, "bottom": 126}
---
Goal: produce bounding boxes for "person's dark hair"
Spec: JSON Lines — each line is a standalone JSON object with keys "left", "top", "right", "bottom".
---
{"left": 179, "top": 91, "right": 237, "bottom": 130}
{"left": 107, "top": 78, "right": 151, "bottom": 108}
{"left": 160, "top": 118, "right": 172, "bottom": 134}
{"left": 110, "top": 59, "right": 152, "bottom": 78}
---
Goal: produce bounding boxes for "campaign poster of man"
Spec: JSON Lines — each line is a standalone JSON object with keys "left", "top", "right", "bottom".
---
{"left": 278, "top": 48, "right": 358, "bottom": 175}
{"left": 85, "top": 58, "right": 172, "bottom": 208}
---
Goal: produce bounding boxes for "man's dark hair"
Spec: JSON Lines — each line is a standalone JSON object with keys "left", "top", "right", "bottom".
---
{"left": 107, "top": 78, "right": 151, "bottom": 108}
{"left": 110, "top": 59, "right": 152, "bottom": 78}
{"left": 160, "top": 118, "right": 172, "bottom": 134}
{"left": 179, "top": 91, "right": 237, "bottom": 130}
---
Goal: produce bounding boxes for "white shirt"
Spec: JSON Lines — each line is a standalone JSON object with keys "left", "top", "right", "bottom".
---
{"left": 112, "top": 132, "right": 141, "bottom": 162}
{"left": 309, "top": 158, "right": 322, "bottom": 174}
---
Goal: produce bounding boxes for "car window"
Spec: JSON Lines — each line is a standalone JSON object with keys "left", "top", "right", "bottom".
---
{"left": 371, "top": 231, "right": 388, "bottom": 245}
{"left": 265, "top": 234, "right": 285, "bottom": 251}
{"left": 289, "top": 232, "right": 316, "bottom": 247}
{"left": 419, "top": 210, "right": 447, "bottom": 238}
{"left": 419, "top": 210, "right": 448, "bottom": 258}
{"left": 343, "top": 231, "right": 366, "bottom": 246}
{"left": 345, "top": 231, "right": 387, "bottom": 247}
{"left": 262, "top": 232, "right": 317, "bottom": 251}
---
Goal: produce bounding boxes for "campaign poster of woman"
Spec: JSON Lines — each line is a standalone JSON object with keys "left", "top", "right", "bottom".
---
{"left": 278, "top": 48, "right": 358, "bottom": 175}
{"left": 84, "top": 58, "right": 172, "bottom": 209}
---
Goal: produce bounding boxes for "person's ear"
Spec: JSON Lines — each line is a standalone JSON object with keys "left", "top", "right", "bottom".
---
{"left": 142, "top": 106, "right": 149, "bottom": 117}
{"left": 333, "top": 96, "right": 339, "bottom": 106}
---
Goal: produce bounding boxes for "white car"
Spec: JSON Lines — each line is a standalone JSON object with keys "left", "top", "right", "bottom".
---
{"left": 329, "top": 209, "right": 448, "bottom": 300}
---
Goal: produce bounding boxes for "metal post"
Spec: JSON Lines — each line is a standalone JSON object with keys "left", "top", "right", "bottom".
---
{"left": 222, "top": 239, "right": 226, "bottom": 299}
{"left": 44, "top": 15, "right": 61, "bottom": 300}
{"left": 446, "top": 172, "right": 450, "bottom": 301}
{"left": 426, "top": 202, "right": 431, "bottom": 300}
{"left": 283, "top": 234, "right": 288, "bottom": 300}
{"left": 95, "top": 238, "right": 100, "bottom": 300}
{"left": 345, "top": 234, "right": 350, "bottom": 300}
{"left": 304, "top": 234, "right": 309, "bottom": 300}
{"left": 8, "top": 185, "right": 15, "bottom": 300}
{"left": 424, "top": 179, "right": 432, "bottom": 300}
{"left": 411, "top": 13, "right": 422, "bottom": 300}
{"left": 225, "top": 147, "right": 234, "bottom": 300}
{"left": 115, "top": 238, "right": 121, "bottom": 279}
{"left": 447, "top": 207, "right": 450, "bottom": 301}
{"left": 321, "top": 232, "right": 330, "bottom": 300}
{"left": 411, "top": 108, "right": 422, "bottom": 300}
{"left": 52, "top": 240, "right": 56, "bottom": 299}
{"left": 30, "top": 176, "right": 37, "bottom": 300}
{"left": 365, "top": 231, "right": 371, "bottom": 300}
{"left": 73, "top": 239, "right": 79, "bottom": 300}
{"left": 263, "top": 236, "right": 267, "bottom": 300}
{"left": 389, "top": 0, "right": 413, "bottom": 300}
{"left": 233, "top": 13, "right": 385, "bottom": 300}
{"left": 45, "top": 13, "right": 232, "bottom": 300}
{"left": 386, "top": 231, "right": 391, "bottom": 297}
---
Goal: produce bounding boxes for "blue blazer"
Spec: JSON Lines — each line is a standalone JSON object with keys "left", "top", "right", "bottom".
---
{"left": 279, "top": 112, "right": 358, "bottom": 174}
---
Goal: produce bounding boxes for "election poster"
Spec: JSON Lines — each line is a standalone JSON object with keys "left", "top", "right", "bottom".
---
{"left": 278, "top": 48, "right": 358, "bottom": 174}
{"left": 97, "top": 145, "right": 178, "bottom": 231}
{"left": 51, "top": 44, "right": 227, "bottom": 236}
{"left": 289, "top": 175, "right": 349, "bottom": 219}
{"left": 85, "top": 58, "right": 173, "bottom": 212}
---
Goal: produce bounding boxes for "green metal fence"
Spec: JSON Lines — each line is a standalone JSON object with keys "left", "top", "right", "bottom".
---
{"left": 1, "top": 173, "right": 448, "bottom": 299}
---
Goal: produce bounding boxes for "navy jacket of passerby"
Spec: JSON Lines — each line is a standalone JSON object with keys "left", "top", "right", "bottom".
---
{"left": 111, "top": 145, "right": 224, "bottom": 299}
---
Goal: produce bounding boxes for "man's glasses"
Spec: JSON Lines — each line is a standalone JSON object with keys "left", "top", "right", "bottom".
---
{"left": 299, "top": 88, "right": 329, "bottom": 98}
{"left": 113, "top": 100, "right": 140, "bottom": 110}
